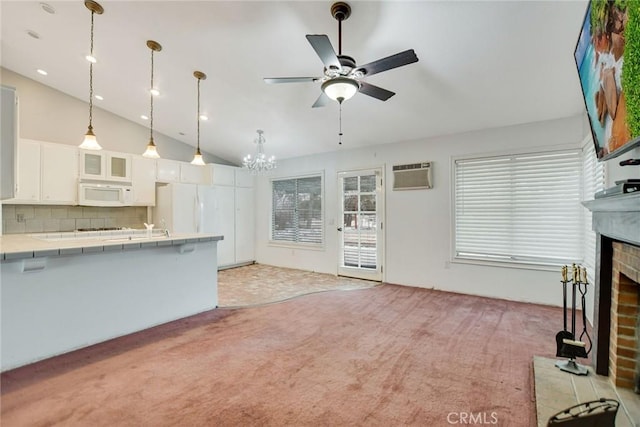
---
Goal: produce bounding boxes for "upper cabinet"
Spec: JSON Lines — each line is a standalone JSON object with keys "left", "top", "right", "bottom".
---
{"left": 211, "top": 164, "right": 236, "bottom": 187}
{"left": 131, "top": 156, "right": 156, "bottom": 206}
{"left": 181, "top": 163, "right": 211, "bottom": 185}
{"left": 80, "top": 150, "right": 132, "bottom": 182}
{"left": 5, "top": 139, "right": 78, "bottom": 205}
{"left": 235, "top": 168, "right": 255, "bottom": 188}
{"left": 156, "top": 159, "right": 180, "bottom": 183}
{"left": 10, "top": 139, "right": 40, "bottom": 202}
{"left": 41, "top": 143, "right": 78, "bottom": 204}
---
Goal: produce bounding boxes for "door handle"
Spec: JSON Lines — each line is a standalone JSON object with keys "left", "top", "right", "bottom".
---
{"left": 337, "top": 227, "right": 343, "bottom": 232}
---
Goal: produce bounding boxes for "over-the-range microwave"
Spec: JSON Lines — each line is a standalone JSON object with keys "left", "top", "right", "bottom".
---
{"left": 78, "top": 183, "right": 133, "bottom": 207}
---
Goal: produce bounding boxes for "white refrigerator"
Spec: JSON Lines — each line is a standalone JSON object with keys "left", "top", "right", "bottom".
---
{"left": 154, "top": 183, "right": 217, "bottom": 234}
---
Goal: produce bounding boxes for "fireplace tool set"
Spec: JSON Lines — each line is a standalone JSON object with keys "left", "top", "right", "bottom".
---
{"left": 555, "top": 264, "right": 592, "bottom": 376}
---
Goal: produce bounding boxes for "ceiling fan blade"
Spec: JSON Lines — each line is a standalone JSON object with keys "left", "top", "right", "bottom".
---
{"left": 264, "top": 77, "right": 319, "bottom": 84}
{"left": 306, "top": 35, "right": 341, "bottom": 70}
{"left": 358, "top": 82, "right": 395, "bottom": 101}
{"left": 312, "top": 92, "right": 330, "bottom": 108}
{"left": 356, "top": 49, "right": 418, "bottom": 77}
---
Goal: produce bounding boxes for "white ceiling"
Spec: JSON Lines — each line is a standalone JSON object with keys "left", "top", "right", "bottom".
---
{"left": 1, "top": 0, "right": 588, "bottom": 164}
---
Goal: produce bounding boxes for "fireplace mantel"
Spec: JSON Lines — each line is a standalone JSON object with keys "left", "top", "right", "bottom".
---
{"left": 583, "top": 192, "right": 640, "bottom": 378}
{"left": 583, "top": 192, "right": 640, "bottom": 246}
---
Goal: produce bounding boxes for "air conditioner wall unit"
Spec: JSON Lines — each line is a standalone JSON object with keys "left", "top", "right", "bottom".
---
{"left": 392, "top": 162, "right": 432, "bottom": 190}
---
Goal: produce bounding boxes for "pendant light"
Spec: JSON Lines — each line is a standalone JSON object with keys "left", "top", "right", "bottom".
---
{"left": 79, "top": 0, "right": 103, "bottom": 150}
{"left": 191, "top": 71, "right": 207, "bottom": 166}
{"left": 142, "top": 40, "right": 162, "bottom": 159}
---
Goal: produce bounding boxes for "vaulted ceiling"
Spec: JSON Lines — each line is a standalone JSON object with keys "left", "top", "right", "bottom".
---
{"left": 1, "top": 1, "right": 588, "bottom": 164}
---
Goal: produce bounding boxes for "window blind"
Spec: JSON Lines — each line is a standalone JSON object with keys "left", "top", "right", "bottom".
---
{"left": 272, "top": 176, "right": 323, "bottom": 244}
{"left": 454, "top": 150, "right": 583, "bottom": 265}
{"left": 581, "top": 140, "right": 605, "bottom": 282}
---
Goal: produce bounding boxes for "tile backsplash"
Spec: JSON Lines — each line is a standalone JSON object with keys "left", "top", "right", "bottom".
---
{"left": 2, "top": 205, "right": 148, "bottom": 234}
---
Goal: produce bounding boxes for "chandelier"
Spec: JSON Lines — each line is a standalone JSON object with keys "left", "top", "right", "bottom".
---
{"left": 243, "top": 130, "right": 276, "bottom": 174}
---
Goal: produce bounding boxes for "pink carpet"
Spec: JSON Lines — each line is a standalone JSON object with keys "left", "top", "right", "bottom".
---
{"left": 1, "top": 284, "right": 562, "bottom": 426}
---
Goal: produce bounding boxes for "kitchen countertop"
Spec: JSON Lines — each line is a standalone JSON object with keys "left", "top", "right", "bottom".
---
{"left": 0, "top": 230, "right": 223, "bottom": 261}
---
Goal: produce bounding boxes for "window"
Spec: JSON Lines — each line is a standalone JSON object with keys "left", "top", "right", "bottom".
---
{"left": 581, "top": 139, "right": 605, "bottom": 282}
{"left": 453, "top": 149, "right": 583, "bottom": 266}
{"left": 271, "top": 175, "right": 323, "bottom": 245}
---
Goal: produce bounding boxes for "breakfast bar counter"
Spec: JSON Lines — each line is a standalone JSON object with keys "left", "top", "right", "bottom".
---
{"left": 1, "top": 231, "right": 223, "bottom": 371}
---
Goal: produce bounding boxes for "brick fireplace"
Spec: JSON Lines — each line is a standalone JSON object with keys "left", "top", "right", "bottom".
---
{"left": 584, "top": 193, "right": 640, "bottom": 392}
{"left": 608, "top": 242, "right": 640, "bottom": 390}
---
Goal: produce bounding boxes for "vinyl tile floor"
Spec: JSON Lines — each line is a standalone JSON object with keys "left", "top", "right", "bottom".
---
{"left": 217, "top": 263, "right": 380, "bottom": 308}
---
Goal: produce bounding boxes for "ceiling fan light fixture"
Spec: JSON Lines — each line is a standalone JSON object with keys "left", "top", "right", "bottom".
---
{"left": 321, "top": 77, "right": 359, "bottom": 103}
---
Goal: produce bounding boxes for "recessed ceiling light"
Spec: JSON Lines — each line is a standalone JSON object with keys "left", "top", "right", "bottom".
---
{"left": 150, "top": 88, "right": 160, "bottom": 97}
{"left": 40, "top": 2, "right": 56, "bottom": 14}
{"left": 26, "top": 30, "right": 41, "bottom": 39}
{"left": 85, "top": 55, "right": 97, "bottom": 63}
{"left": 94, "top": 95, "right": 103, "bottom": 100}
{"left": 141, "top": 115, "right": 149, "bottom": 120}
{"left": 36, "top": 69, "right": 48, "bottom": 76}
{"left": 199, "top": 115, "right": 208, "bottom": 121}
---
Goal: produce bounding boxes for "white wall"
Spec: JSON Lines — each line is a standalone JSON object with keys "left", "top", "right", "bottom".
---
{"left": 255, "top": 115, "right": 587, "bottom": 308}
{"left": 0, "top": 68, "right": 233, "bottom": 165}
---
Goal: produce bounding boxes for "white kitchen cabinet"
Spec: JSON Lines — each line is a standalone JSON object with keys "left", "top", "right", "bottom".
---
{"left": 180, "top": 162, "right": 211, "bottom": 185}
{"left": 234, "top": 186, "right": 255, "bottom": 264}
{"left": 156, "top": 159, "right": 180, "bottom": 183}
{"left": 5, "top": 140, "right": 78, "bottom": 205}
{"left": 80, "top": 150, "right": 131, "bottom": 182}
{"left": 235, "top": 168, "right": 255, "bottom": 188}
{"left": 211, "top": 164, "right": 235, "bottom": 186}
{"left": 132, "top": 156, "right": 156, "bottom": 205}
{"left": 211, "top": 165, "right": 255, "bottom": 269}
{"left": 8, "top": 139, "right": 40, "bottom": 203}
{"left": 213, "top": 185, "right": 236, "bottom": 267}
{"left": 41, "top": 143, "right": 78, "bottom": 204}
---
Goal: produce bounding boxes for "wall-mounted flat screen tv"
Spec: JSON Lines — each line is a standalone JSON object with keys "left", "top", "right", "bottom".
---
{"left": 574, "top": 0, "right": 640, "bottom": 160}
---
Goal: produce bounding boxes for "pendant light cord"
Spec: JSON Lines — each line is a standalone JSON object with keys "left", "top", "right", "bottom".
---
{"left": 196, "top": 77, "right": 201, "bottom": 154}
{"left": 150, "top": 48, "right": 154, "bottom": 141}
{"left": 88, "top": 10, "right": 94, "bottom": 129}
{"left": 339, "top": 103, "right": 343, "bottom": 145}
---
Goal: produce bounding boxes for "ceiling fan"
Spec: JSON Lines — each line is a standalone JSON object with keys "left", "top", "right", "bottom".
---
{"left": 264, "top": 1, "right": 419, "bottom": 108}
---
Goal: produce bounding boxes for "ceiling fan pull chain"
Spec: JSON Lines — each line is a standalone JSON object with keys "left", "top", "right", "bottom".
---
{"left": 339, "top": 103, "right": 343, "bottom": 145}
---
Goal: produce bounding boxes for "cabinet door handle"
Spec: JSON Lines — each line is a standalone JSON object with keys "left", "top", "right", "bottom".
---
{"left": 337, "top": 227, "right": 343, "bottom": 232}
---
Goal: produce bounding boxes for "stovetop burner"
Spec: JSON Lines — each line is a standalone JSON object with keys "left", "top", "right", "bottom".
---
{"left": 76, "top": 227, "right": 122, "bottom": 232}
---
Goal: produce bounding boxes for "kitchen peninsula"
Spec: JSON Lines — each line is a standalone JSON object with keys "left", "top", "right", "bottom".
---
{"left": 0, "top": 230, "right": 223, "bottom": 371}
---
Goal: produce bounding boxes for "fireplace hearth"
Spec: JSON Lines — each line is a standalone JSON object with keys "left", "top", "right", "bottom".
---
{"left": 583, "top": 192, "right": 640, "bottom": 394}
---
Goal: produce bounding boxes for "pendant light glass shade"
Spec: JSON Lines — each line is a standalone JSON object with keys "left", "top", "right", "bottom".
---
{"left": 142, "top": 140, "right": 160, "bottom": 159}
{"left": 80, "top": 0, "right": 103, "bottom": 150}
{"left": 80, "top": 126, "right": 101, "bottom": 150}
{"left": 192, "top": 71, "right": 207, "bottom": 166}
{"left": 191, "top": 148, "right": 205, "bottom": 166}
{"left": 142, "top": 40, "right": 162, "bottom": 159}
